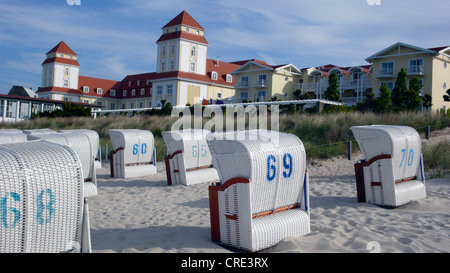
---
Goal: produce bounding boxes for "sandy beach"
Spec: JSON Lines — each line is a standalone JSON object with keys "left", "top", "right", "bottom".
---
{"left": 88, "top": 130, "right": 450, "bottom": 253}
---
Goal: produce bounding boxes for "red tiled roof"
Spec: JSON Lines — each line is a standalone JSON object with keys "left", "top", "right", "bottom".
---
{"left": 162, "top": 10, "right": 205, "bottom": 30}
{"left": 78, "top": 76, "right": 121, "bottom": 98}
{"left": 42, "top": 57, "right": 80, "bottom": 66}
{"left": 156, "top": 31, "right": 209, "bottom": 45}
{"left": 36, "top": 86, "right": 82, "bottom": 95}
{"left": 206, "top": 59, "right": 240, "bottom": 87}
{"left": 0, "top": 93, "right": 101, "bottom": 107}
{"left": 46, "top": 41, "right": 77, "bottom": 56}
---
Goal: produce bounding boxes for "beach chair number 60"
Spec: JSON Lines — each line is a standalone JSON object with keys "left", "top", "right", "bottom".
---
{"left": 400, "top": 148, "right": 414, "bottom": 168}
{"left": 267, "top": 153, "right": 293, "bottom": 181}
{"left": 1, "top": 189, "right": 55, "bottom": 229}
{"left": 132, "top": 143, "right": 147, "bottom": 155}
{"left": 192, "top": 144, "right": 207, "bottom": 158}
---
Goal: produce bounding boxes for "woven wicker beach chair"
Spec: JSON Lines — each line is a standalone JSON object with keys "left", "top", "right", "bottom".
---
{"left": 351, "top": 125, "right": 426, "bottom": 207}
{"left": 109, "top": 129, "right": 157, "bottom": 178}
{"left": 162, "top": 129, "right": 219, "bottom": 186}
{"left": 207, "top": 130, "right": 310, "bottom": 252}
{"left": 0, "top": 132, "right": 27, "bottom": 144}
{"left": 0, "top": 140, "right": 91, "bottom": 253}
{"left": 27, "top": 132, "right": 98, "bottom": 197}
{"left": 61, "top": 129, "right": 102, "bottom": 169}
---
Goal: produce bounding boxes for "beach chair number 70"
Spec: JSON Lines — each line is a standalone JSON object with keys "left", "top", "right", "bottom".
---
{"left": 399, "top": 148, "right": 414, "bottom": 168}
{"left": 267, "top": 153, "right": 293, "bottom": 181}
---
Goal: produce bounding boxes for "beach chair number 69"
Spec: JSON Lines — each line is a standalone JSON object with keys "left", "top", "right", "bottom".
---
{"left": 267, "top": 153, "right": 293, "bottom": 181}
{"left": 1, "top": 189, "right": 55, "bottom": 229}
{"left": 192, "top": 144, "right": 207, "bottom": 158}
{"left": 399, "top": 148, "right": 414, "bottom": 168}
{"left": 133, "top": 143, "right": 147, "bottom": 155}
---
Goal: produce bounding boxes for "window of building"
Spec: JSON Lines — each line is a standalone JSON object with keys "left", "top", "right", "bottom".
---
{"left": 137, "top": 80, "right": 141, "bottom": 86}
{"left": 171, "top": 44, "right": 175, "bottom": 55}
{"left": 128, "top": 81, "right": 132, "bottom": 87}
{"left": 191, "top": 46, "right": 196, "bottom": 57}
{"left": 157, "top": 86, "right": 163, "bottom": 95}
{"left": 258, "top": 90, "right": 266, "bottom": 101}
{"left": 97, "top": 88, "right": 103, "bottom": 95}
{"left": 141, "top": 88, "right": 145, "bottom": 95}
{"left": 167, "top": 85, "right": 173, "bottom": 94}
{"left": 186, "top": 27, "right": 190, "bottom": 32}
{"left": 83, "top": 100, "right": 89, "bottom": 104}
{"left": 110, "top": 102, "right": 116, "bottom": 110}
{"left": 212, "top": 71, "right": 218, "bottom": 80}
{"left": 97, "top": 101, "right": 103, "bottom": 106}
{"left": 162, "top": 46, "right": 166, "bottom": 57}
{"left": 240, "top": 91, "right": 249, "bottom": 100}
{"left": 64, "top": 79, "right": 69, "bottom": 87}
{"left": 63, "top": 98, "right": 69, "bottom": 102}
{"left": 241, "top": 76, "right": 249, "bottom": 87}
{"left": 190, "top": 61, "right": 196, "bottom": 72}
{"left": 123, "top": 90, "right": 127, "bottom": 97}
{"left": 132, "top": 89, "right": 136, "bottom": 96}
{"left": 148, "top": 101, "right": 152, "bottom": 108}
{"left": 409, "top": 59, "right": 423, "bottom": 73}
{"left": 258, "top": 74, "right": 267, "bottom": 85}
{"left": 161, "top": 61, "right": 166, "bottom": 72}
{"left": 381, "top": 81, "right": 394, "bottom": 91}
{"left": 170, "top": 60, "right": 175, "bottom": 71}
{"left": 110, "top": 90, "right": 116, "bottom": 96}
{"left": 217, "top": 92, "right": 222, "bottom": 99}
{"left": 226, "top": 74, "right": 233, "bottom": 83}
{"left": 381, "top": 62, "right": 394, "bottom": 75}
{"left": 83, "top": 86, "right": 89, "bottom": 93}
{"left": 64, "top": 68, "right": 69, "bottom": 76}
{"left": 121, "top": 104, "right": 126, "bottom": 109}
{"left": 130, "top": 103, "right": 134, "bottom": 109}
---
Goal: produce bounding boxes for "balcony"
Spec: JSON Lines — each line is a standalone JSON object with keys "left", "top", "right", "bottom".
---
{"left": 252, "top": 80, "right": 267, "bottom": 88}
{"left": 375, "top": 69, "right": 395, "bottom": 78}
{"left": 236, "top": 81, "right": 249, "bottom": 89}
{"left": 408, "top": 65, "right": 424, "bottom": 76}
{"left": 340, "top": 77, "right": 372, "bottom": 90}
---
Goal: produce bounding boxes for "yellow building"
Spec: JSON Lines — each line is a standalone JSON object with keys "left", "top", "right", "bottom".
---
{"left": 298, "top": 64, "right": 373, "bottom": 105}
{"left": 366, "top": 42, "right": 450, "bottom": 111}
{"left": 231, "top": 59, "right": 302, "bottom": 102}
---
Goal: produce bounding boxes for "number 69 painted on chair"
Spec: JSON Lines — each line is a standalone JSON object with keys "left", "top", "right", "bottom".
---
{"left": 267, "top": 153, "right": 293, "bottom": 181}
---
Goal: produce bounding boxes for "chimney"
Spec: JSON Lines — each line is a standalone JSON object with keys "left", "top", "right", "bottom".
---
{"left": 216, "top": 56, "right": 220, "bottom": 67}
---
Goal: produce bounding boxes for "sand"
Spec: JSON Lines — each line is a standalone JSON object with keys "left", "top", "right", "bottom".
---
{"left": 88, "top": 133, "right": 450, "bottom": 253}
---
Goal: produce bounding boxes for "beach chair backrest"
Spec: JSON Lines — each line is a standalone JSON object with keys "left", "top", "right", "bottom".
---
{"left": 207, "top": 130, "right": 307, "bottom": 215}
{"left": 61, "top": 129, "right": 100, "bottom": 159}
{"left": 109, "top": 129, "right": 155, "bottom": 164}
{"left": 27, "top": 132, "right": 94, "bottom": 181}
{"left": 22, "top": 128, "right": 57, "bottom": 135}
{"left": 0, "top": 133, "right": 27, "bottom": 144}
{"left": 163, "top": 129, "right": 213, "bottom": 169}
{"left": 351, "top": 125, "right": 421, "bottom": 181}
{"left": 0, "top": 140, "right": 84, "bottom": 253}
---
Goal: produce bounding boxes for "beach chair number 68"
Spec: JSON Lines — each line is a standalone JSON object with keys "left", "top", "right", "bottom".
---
{"left": 1, "top": 189, "right": 55, "bottom": 229}
{"left": 267, "top": 153, "right": 293, "bottom": 181}
{"left": 399, "top": 148, "right": 414, "bottom": 168}
{"left": 133, "top": 143, "right": 147, "bottom": 155}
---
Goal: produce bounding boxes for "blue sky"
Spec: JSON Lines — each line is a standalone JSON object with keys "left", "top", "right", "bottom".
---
{"left": 0, "top": 0, "right": 449, "bottom": 93}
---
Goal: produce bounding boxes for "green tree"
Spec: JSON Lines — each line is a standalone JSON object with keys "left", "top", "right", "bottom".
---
{"left": 444, "top": 89, "right": 450, "bottom": 101}
{"left": 391, "top": 68, "right": 408, "bottom": 110}
{"left": 376, "top": 83, "right": 391, "bottom": 112}
{"left": 422, "top": 94, "right": 433, "bottom": 111}
{"left": 405, "top": 77, "right": 422, "bottom": 111}
{"left": 324, "top": 71, "right": 340, "bottom": 101}
{"left": 293, "top": 89, "right": 302, "bottom": 100}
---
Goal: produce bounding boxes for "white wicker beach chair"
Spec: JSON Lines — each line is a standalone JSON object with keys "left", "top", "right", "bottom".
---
{"left": 351, "top": 125, "right": 426, "bottom": 208}
{"left": 207, "top": 130, "right": 310, "bottom": 252}
{"left": 109, "top": 129, "right": 157, "bottom": 178}
{"left": 162, "top": 129, "right": 219, "bottom": 186}
{"left": 0, "top": 140, "right": 91, "bottom": 253}
{"left": 61, "top": 129, "right": 102, "bottom": 169}
{"left": 27, "top": 132, "right": 98, "bottom": 197}
{"left": 0, "top": 132, "right": 27, "bottom": 144}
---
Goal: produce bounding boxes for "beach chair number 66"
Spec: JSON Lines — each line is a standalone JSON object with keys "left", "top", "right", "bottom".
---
{"left": 267, "top": 153, "right": 293, "bottom": 182}
{"left": 133, "top": 143, "right": 147, "bottom": 155}
{"left": 1, "top": 189, "right": 55, "bottom": 229}
{"left": 399, "top": 148, "right": 414, "bottom": 168}
{"left": 192, "top": 144, "right": 207, "bottom": 158}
